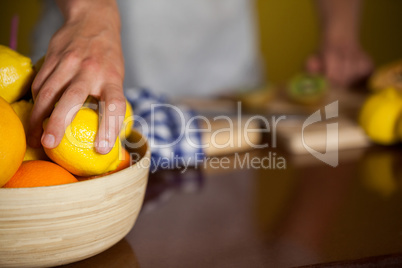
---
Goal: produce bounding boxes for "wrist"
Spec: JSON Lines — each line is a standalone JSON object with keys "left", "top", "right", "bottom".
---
{"left": 321, "top": 24, "right": 360, "bottom": 49}
{"left": 317, "top": 0, "right": 362, "bottom": 50}
{"left": 56, "top": 0, "right": 120, "bottom": 28}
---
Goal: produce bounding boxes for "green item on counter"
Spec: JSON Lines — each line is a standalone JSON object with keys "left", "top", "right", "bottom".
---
{"left": 287, "top": 73, "right": 327, "bottom": 104}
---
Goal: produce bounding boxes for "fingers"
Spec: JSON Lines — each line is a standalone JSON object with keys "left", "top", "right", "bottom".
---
{"left": 28, "top": 10, "right": 125, "bottom": 153}
{"left": 28, "top": 54, "right": 81, "bottom": 148}
{"left": 324, "top": 50, "right": 346, "bottom": 87}
{"left": 29, "top": 54, "right": 125, "bottom": 152}
{"left": 31, "top": 54, "right": 58, "bottom": 99}
{"left": 41, "top": 82, "right": 90, "bottom": 149}
{"left": 306, "top": 55, "right": 323, "bottom": 74}
{"left": 28, "top": 84, "right": 65, "bottom": 148}
{"left": 342, "top": 55, "right": 353, "bottom": 86}
{"left": 356, "top": 54, "right": 374, "bottom": 78}
{"left": 96, "top": 85, "right": 126, "bottom": 154}
{"left": 306, "top": 53, "right": 350, "bottom": 87}
{"left": 316, "top": 45, "right": 374, "bottom": 87}
{"left": 32, "top": 52, "right": 80, "bottom": 98}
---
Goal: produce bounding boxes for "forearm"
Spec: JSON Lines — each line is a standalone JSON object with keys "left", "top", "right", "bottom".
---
{"left": 316, "top": 0, "right": 362, "bottom": 44}
{"left": 307, "top": 0, "right": 372, "bottom": 86}
{"left": 56, "top": 0, "right": 121, "bottom": 30}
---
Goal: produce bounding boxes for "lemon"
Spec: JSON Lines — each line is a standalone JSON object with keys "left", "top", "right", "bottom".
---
{"left": 121, "top": 100, "right": 134, "bottom": 139}
{"left": 0, "top": 45, "right": 34, "bottom": 103}
{"left": 83, "top": 97, "right": 134, "bottom": 139}
{"left": 11, "top": 100, "right": 48, "bottom": 161}
{"left": 44, "top": 107, "right": 121, "bottom": 176}
{"left": 359, "top": 87, "right": 402, "bottom": 145}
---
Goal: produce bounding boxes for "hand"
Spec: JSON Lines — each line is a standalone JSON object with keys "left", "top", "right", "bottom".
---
{"left": 309, "top": 0, "right": 373, "bottom": 87}
{"left": 28, "top": 0, "right": 125, "bottom": 154}
{"left": 306, "top": 41, "right": 373, "bottom": 87}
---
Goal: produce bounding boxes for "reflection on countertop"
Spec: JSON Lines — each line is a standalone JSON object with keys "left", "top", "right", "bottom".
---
{"left": 60, "top": 239, "right": 139, "bottom": 268}
{"left": 59, "top": 145, "right": 402, "bottom": 268}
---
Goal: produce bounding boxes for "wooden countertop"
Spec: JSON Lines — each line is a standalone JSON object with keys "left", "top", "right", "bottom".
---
{"left": 59, "top": 144, "right": 402, "bottom": 268}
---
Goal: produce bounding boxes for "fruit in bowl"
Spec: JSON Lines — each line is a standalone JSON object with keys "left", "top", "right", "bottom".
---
{"left": 0, "top": 46, "right": 150, "bottom": 267}
{"left": 0, "top": 96, "right": 26, "bottom": 187}
{"left": 0, "top": 45, "right": 34, "bottom": 103}
{"left": 3, "top": 160, "right": 78, "bottom": 188}
{"left": 44, "top": 106, "right": 122, "bottom": 177}
{"left": 0, "top": 132, "right": 150, "bottom": 268}
{"left": 0, "top": 45, "right": 136, "bottom": 186}
{"left": 11, "top": 100, "right": 48, "bottom": 161}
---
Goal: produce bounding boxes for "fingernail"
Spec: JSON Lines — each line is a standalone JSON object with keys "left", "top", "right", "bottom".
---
{"left": 42, "top": 134, "right": 55, "bottom": 148}
{"left": 97, "top": 140, "right": 110, "bottom": 154}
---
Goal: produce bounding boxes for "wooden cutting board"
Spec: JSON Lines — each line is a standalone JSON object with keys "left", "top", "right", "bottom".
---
{"left": 176, "top": 87, "right": 371, "bottom": 156}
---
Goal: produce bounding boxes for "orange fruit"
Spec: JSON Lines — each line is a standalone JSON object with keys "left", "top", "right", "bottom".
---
{"left": 115, "top": 148, "right": 131, "bottom": 172}
{"left": 0, "top": 96, "right": 26, "bottom": 187}
{"left": 3, "top": 160, "right": 78, "bottom": 188}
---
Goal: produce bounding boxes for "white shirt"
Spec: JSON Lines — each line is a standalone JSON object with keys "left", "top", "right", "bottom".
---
{"left": 32, "top": 0, "right": 263, "bottom": 97}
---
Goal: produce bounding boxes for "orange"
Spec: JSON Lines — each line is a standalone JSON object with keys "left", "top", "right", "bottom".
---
{"left": 0, "top": 96, "right": 26, "bottom": 187}
{"left": 115, "top": 148, "right": 132, "bottom": 172}
{"left": 3, "top": 160, "right": 78, "bottom": 188}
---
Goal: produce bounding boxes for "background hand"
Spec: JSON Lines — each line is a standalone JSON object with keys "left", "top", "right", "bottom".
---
{"left": 306, "top": 41, "right": 373, "bottom": 87}
{"left": 308, "top": 0, "right": 374, "bottom": 88}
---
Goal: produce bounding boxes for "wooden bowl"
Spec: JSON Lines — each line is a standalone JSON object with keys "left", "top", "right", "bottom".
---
{"left": 0, "top": 132, "right": 150, "bottom": 268}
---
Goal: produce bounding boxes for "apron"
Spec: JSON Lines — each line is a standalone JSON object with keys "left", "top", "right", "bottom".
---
{"left": 32, "top": 0, "right": 262, "bottom": 97}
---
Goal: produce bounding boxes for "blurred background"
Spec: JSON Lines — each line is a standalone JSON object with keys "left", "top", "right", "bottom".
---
{"left": 0, "top": 0, "right": 401, "bottom": 84}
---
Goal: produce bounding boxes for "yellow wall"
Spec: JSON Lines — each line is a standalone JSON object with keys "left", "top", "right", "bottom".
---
{"left": 257, "top": 0, "right": 402, "bottom": 83}
{"left": 0, "top": 1, "right": 41, "bottom": 57}
{"left": 1, "top": 0, "right": 401, "bottom": 84}
{"left": 256, "top": 0, "right": 319, "bottom": 83}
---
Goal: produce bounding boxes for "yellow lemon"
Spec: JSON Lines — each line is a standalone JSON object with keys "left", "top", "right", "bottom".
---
{"left": 23, "top": 147, "right": 49, "bottom": 161}
{"left": 83, "top": 97, "right": 134, "bottom": 139}
{"left": 44, "top": 107, "right": 121, "bottom": 176}
{"left": 0, "top": 96, "right": 26, "bottom": 186}
{"left": 359, "top": 87, "right": 402, "bottom": 145}
{"left": 121, "top": 100, "right": 134, "bottom": 139}
{"left": 0, "top": 45, "right": 34, "bottom": 103}
{"left": 11, "top": 100, "right": 48, "bottom": 161}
